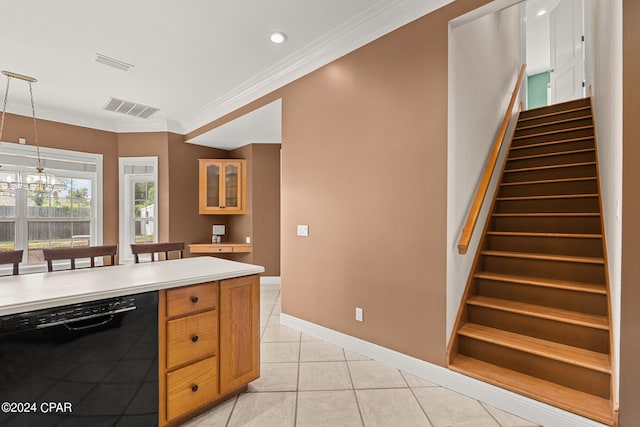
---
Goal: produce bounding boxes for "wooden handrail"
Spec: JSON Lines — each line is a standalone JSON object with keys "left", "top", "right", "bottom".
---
{"left": 458, "top": 64, "right": 527, "bottom": 254}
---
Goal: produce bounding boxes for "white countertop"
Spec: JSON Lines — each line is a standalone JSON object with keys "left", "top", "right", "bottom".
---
{"left": 0, "top": 256, "right": 264, "bottom": 316}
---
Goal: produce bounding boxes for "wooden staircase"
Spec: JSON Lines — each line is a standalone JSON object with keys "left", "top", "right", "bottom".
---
{"left": 448, "top": 97, "right": 616, "bottom": 426}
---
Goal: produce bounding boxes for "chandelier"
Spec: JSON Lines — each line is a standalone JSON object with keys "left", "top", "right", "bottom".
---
{"left": 0, "top": 70, "right": 66, "bottom": 194}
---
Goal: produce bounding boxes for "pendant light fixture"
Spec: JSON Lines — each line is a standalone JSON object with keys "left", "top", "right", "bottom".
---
{"left": 0, "top": 70, "right": 66, "bottom": 194}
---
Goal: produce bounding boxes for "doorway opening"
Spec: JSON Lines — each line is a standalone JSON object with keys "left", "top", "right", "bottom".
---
{"left": 525, "top": 0, "right": 589, "bottom": 109}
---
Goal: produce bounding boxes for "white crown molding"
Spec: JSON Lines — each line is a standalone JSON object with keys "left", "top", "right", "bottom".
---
{"left": 281, "top": 313, "right": 609, "bottom": 427}
{"left": 181, "top": 0, "right": 454, "bottom": 135}
{"left": 6, "top": 100, "right": 118, "bottom": 133}
{"left": 114, "top": 118, "right": 184, "bottom": 134}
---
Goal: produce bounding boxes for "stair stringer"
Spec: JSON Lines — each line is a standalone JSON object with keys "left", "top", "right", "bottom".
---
{"left": 589, "top": 96, "right": 618, "bottom": 421}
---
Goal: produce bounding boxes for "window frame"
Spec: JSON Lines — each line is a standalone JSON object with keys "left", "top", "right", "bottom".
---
{"left": 119, "top": 156, "right": 158, "bottom": 264}
{"left": 0, "top": 143, "right": 103, "bottom": 274}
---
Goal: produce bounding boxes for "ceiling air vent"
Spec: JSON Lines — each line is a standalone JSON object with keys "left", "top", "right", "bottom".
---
{"left": 103, "top": 97, "right": 159, "bottom": 119}
{"left": 94, "top": 53, "right": 134, "bottom": 72}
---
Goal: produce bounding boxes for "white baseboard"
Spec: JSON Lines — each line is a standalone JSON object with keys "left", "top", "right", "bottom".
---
{"left": 260, "top": 276, "right": 281, "bottom": 286}
{"left": 280, "top": 313, "right": 608, "bottom": 427}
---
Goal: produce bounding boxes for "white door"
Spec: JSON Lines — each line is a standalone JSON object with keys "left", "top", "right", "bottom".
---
{"left": 549, "top": 0, "right": 585, "bottom": 104}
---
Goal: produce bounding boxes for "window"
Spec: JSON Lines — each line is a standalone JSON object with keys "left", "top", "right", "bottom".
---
{"left": 0, "top": 144, "right": 103, "bottom": 271}
{"left": 119, "top": 157, "right": 158, "bottom": 263}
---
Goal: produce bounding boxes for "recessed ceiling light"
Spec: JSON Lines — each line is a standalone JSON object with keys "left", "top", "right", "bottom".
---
{"left": 270, "top": 32, "right": 287, "bottom": 44}
{"left": 537, "top": 9, "right": 547, "bottom": 16}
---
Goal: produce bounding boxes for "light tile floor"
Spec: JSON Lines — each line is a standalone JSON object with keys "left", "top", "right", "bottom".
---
{"left": 184, "top": 284, "right": 539, "bottom": 427}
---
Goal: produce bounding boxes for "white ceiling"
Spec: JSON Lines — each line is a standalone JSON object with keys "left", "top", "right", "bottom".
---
{"left": 0, "top": 0, "right": 450, "bottom": 149}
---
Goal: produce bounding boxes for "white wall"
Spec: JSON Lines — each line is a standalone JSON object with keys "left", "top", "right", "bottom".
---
{"left": 591, "top": 0, "right": 623, "bottom": 407}
{"left": 447, "top": 3, "right": 524, "bottom": 340}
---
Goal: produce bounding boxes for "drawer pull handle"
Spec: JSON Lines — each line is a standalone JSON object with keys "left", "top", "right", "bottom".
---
{"left": 191, "top": 335, "right": 199, "bottom": 343}
{"left": 191, "top": 296, "right": 199, "bottom": 304}
{"left": 192, "top": 384, "right": 199, "bottom": 392}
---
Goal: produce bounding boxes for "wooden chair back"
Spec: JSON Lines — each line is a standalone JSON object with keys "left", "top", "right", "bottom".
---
{"left": 0, "top": 249, "right": 23, "bottom": 275}
{"left": 130, "top": 242, "right": 185, "bottom": 263}
{"left": 42, "top": 245, "right": 118, "bottom": 272}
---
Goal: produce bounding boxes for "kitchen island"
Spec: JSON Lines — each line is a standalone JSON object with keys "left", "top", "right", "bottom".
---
{"left": 0, "top": 256, "right": 264, "bottom": 426}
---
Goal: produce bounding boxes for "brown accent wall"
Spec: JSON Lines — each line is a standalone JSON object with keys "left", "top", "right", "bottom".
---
{"left": 117, "top": 132, "right": 170, "bottom": 241}
{"left": 0, "top": 113, "right": 119, "bottom": 245}
{"left": 167, "top": 136, "right": 231, "bottom": 253}
{"left": 619, "top": 0, "right": 640, "bottom": 424}
{"left": 117, "top": 132, "right": 229, "bottom": 252}
{"left": 276, "top": 0, "right": 490, "bottom": 365}
{"left": 251, "top": 144, "right": 281, "bottom": 276}
{"left": 228, "top": 144, "right": 281, "bottom": 275}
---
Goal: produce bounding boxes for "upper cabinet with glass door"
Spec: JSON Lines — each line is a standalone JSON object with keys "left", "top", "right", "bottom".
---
{"left": 198, "top": 159, "right": 246, "bottom": 214}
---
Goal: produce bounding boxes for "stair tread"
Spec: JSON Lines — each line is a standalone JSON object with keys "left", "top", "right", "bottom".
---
{"left": 458, "top": 323, "right": 611, "bottom": 373}
{"left": 512, "top": 125, "right": 594, "bottom": 141}
{"left": 486, "top": 231, "right": 602, "bottom": 238}
{"left": 474, "top": 271, "right": 606, "bottom": 294}
{"left": 517, "top": 105, "right": 592, "bottom": 123}
{"left": 493, "top": 212, "right": 600, "bottom": 217}
{"left": 496, "top": 193, "right": 598, "bottom": 201}
{"left": 515, "top": 115, "right": 592, "bottom": 132}
{"left": 467, "top": 295, "right": 609, "bottom": 330}
{"left": 449, "top": 355, "right": 614, "bottom": 425}
{"left": 504, "top": 161, "right": 596, "bottom": 173}
{"left": 507, "top": 148, "right": 595, "bottom": 161}
{"left": 501, "top": 176, "right": 597, "bottom": 187}
{"left": 481, "top": 250, "right": 604, "bottom": 264}
{"left": 510, "top": 136, "right": 594, "bottom": 151}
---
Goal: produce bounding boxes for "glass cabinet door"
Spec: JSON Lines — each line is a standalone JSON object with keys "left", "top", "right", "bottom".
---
{"left": 199, "top": 159, "right": 246, "bottom": 214}
{"left": 206, "top": 163, "right": 221, "bottom": 208}
{"left": 224, "top": 162, "right": 241, "bottom": 210}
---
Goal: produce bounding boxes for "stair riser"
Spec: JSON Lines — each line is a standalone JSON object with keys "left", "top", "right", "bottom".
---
{"left": 458, "top": 337, "right": 610, "bottom": 398}
{"left": 481, "top": 256, "right": 606, "bottom": 284}
{"left": 519, "top": 98, "right": 591, "bottom": 120}
{"left": 475, "top": 279, "right": 608, "bottom": 315}
{"left": 511, "top": 127, "right": 594, "bottom": 147}
{"left": 486, "top": 235, "right": 604, "bottom": 258}
{"left": 502, "top": 164, "right": 596, "bottom": 182}
{"left": 495, "top": 197, "right": 600, "bottom": 214}
{"left": 506, "top": 151, "right": 596, "bottom": 170}
{"left": 467, "top": 305, "right": 609, "bottom": 353}
{"left": 499, "top": 180, "right": 598, "bottom": 197}
{"left": 514, "top": 118, "right": 593, "bottom": 138}
{"left": 509, "top": 139, "right": 595, "bottom": 158}
{"left": 517, "top": 108, "right": 592, "bottom": 128}
{"left": 491, "top": 215, "right": 602, "bottom": 234}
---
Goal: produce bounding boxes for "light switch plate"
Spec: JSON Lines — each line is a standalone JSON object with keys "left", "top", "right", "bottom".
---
{"left": 297, "top": 225, "right": 309, "bottom": 237}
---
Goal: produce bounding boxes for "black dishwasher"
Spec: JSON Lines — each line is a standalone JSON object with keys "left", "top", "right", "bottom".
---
{"left": 0, "top": 291, "right": 158, "bottom": 427}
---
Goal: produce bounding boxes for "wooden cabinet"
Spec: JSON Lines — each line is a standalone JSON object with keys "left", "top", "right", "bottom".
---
{"left": 219, "top": 275, "right": 260, "bottom": 393}
{"left": 159, "top": 275, "right": 260, "bottom": 426}
{"left": 198, "top": 159, "right": 246, "bottom": 214}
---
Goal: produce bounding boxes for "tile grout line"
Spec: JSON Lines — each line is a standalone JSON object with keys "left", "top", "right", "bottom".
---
{"left": 223, "top": 395, "right": 239, "bottom": 427}
{"left": 479, "top": 401, "right": 510, "bottom": 427}
{"left": 403, "top": 371, "right": 436, "bottom": 427}
{"left": 344, "top": 348, "right": 366, "bottom": 427}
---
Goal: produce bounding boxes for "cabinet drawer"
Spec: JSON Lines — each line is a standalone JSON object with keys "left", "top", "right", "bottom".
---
{"left": 166, "top": 356, "right": 218, "bottom": 421}
{"left": 167, "top": 311, "right": 217, "bottom": 369}
{"left": 166, "top": 282, "right": 218, "bottom": 317}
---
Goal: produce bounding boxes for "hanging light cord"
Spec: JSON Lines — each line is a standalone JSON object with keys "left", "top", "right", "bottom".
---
{"left": 0, "top": 76, "right": 11, "bottom": 169}
{"left": 27, "top": 81, "right": 43, "bottom": 172}
{"left": 0, "top": 75, "right": 10, "bottom": 142}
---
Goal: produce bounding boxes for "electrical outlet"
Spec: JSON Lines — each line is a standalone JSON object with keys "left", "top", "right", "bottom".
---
{"left": 355, "top": 307, "right": 363, "bottom": 322}
{"left": 246, "top": 236, "right": 251, "bottom": 244}
{"left": 297, "top": 225, "right": 309, "bottom": 237}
